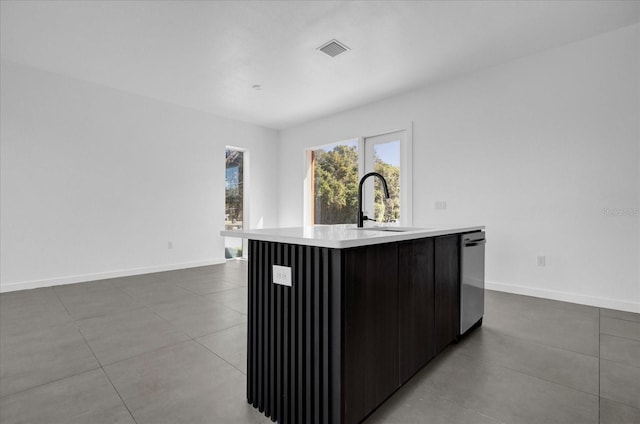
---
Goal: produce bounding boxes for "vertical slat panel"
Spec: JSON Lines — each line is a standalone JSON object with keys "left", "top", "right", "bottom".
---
{"left": 275, "top": 244, "right": 282, "bottom": 422}
{"left": 314, "top": 247, "right": 322, "bottom": 424}
{"left": 282, "top": 245, "right": 290, "bottom": 424}
{"left": 288, "top": 244, "right": 296, "bottom": 423}
{"left": 330, "top": 249, "right": 343, "bottom": 424}
{"left": 269, "top": 243, "right": 276, "bottom": 418}
{"left": 264, "top": 241, "right": 271, "bottom": 417}
{"left": 258, "top": 241, "right": 264, "bottom": 413}
{"left": 247, "top": 241, "right": 342, "bottom": 424}
{"left": 297, "top": 245, "right": 305, "bottom": 424}
{"left": 247, "top": 241, "right": 255, "bottom": 404}
{"left": 257, "top": 241, "right": 265, "bottom": 411}
{"left": 305, "top": 245, "right": 313, "bottom": 424}
{"left": 322, "top": 249, "right": 330, "bottom": 424}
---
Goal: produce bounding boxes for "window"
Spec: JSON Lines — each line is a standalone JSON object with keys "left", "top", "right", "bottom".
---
{"left": 364, "top": 132, "right": 402, "bottom": 224}
{"left": 225, "top": 147, "right": 245, "bottom": 258}
{"left": 306, "top": 128, "right": 411, "bottom": 226}
{"left": 310, "top": 139, "right": 359, "bottom": 225}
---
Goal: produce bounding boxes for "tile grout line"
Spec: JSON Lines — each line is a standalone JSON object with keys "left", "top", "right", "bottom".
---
{"left": 598, "top": 332, "right": 640, "bottom": 344}
{"left": 453, "top": 349, "right": 600, "bottom": 399}
{"left": 99, "top": 338, "right": 193, "bottom": 368}
{"left": 74, "top": 321, "right": 139, "bottom": 424}
{"left": 100, "top": 368, "right": 139, "bottom": 424}
{"left": 418, "top": 381, "right": 508, "bottom": 424}
{"left": 482, "top": 319, "right": 601, "bottom": 359}
{"left": 51, "top": 288, "right": 139, "bottom": 424}
{"left": 192, "top": 337, "right": 247, "bottom": 376}
{"left": 599, "top": 313, "right": 640, "bottom": 324}
{"left": 50, "top": 286, "right": 75, "bottom": 323}
{"left": 461, "top": 325, "right": 601, "bottom": 359}
{"left": 0, "top": 367, "right": 103, "bottom": 400}
{"left": 195, "top": 321, "right": 248, "bottom": 340}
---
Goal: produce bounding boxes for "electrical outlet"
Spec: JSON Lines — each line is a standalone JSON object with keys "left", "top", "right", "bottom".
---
{"left": 273, "top": 265, "right": 292, "bottom": 287}
{"left": 168, "top": 241, "right": 173, "bottom": 249}
{"left": 435, "top": 201, "right": 447, "bottom": 210}
{"left": 537, "top": 255, "right": 546, "bottom": 266}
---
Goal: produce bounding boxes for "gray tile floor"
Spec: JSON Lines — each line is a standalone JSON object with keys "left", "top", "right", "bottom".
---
{"left": 0, "top": 261, "right": 638, "bottom": 424}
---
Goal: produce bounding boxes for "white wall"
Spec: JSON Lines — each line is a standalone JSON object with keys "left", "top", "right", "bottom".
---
{"left": 0, "top": 61, "right": 279, "bottom": 292}
{"left": 279, "top": 24, "right": 640, "bottom": 312}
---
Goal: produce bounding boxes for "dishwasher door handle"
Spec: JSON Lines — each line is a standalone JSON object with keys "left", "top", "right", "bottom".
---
{"left": 464, "top": 240, "right": 486, "bottom": 247}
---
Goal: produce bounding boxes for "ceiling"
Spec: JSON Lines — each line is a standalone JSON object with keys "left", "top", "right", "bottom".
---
{"left": 1, "top": 1, "right": 638, "bottom": 130}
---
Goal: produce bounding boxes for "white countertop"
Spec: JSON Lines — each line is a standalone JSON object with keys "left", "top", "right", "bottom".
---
{"left": 220, "top": 224, "right": 485, "bottom": 249}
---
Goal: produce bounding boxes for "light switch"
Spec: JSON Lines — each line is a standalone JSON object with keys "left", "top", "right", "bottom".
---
{"left": 435, "top": 201, "right": 447, "bottom": 210}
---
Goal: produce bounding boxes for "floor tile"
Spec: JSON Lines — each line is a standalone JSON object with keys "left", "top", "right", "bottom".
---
{"left": 0, "top": 369, "right": 134, "bottom": 424}
{"left": 600, "top": 398, "right": 640, "bottom": 424}
{"left": 184, "top": 265, "right": 223, "bottom": 276}
{"left": 173, "top": 275, "right": 238, "bottom": 295}
{"left": 3, "top": 262, "right": 629, "bottom": 423}
{"left": 52, "top": 278, "right": 123, "bottom": 296}
{"left": 600, "top": 333, "right": 640, "bottom": 368}
{"left": 418, "top": 349, "right": 599, "bottom": 424}
{"left": 600, "top": 359, "right": 640, "bottom": 409}
{"left": 204, "top": 286, "right": 248, "bottom": 314}
{"left": 364, "top": 381, "right": 502, "bottom": 424}
{"left": 0, "top": 286, "right": 58, "bottom": 307}
{"left": 76, "top": 307, "right": 190, "bottom": 366}
{"left": 0, "top": 322, "right": 99, "bottom": 397}
{"left": 56, "top": 287, "right": 145, "bottom": 320}
{"left": 457, "top": 326, "right": 599, "bottom": 394}
{"left": 104, "top": 341, "right": 266, "bottom": 424}
{"left": 484, "top": 290, "right": 599, "bottom": 356}
{"left": 600, "top": 308, "right": 640, "bottom": 323}
{"left": 122, "top": 281, "right": 197, "bottom": 306}
{"left": 159, "top": 268, "right": 197, "bottom": 279}
{"left": 600, "top": 316, "right": 640, "bottom": 341}
{"left": 127, "top": 271, "right": 173, "bottom": 283}
{"left": 186, "top": 262, "right": 248, "bottom": 286}
{"left": 197, "top": 323, "right": 247, "bottom": 373}
{"left": 0, "top": 288, "right": 71, "bottom": 336}
{"left": 151, "top": 295, "right": 247, "bottom": 338}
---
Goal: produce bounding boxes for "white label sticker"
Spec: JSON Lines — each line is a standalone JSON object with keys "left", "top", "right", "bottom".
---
{"left": 273, "top": 265, "right": 292, "bottom": 287}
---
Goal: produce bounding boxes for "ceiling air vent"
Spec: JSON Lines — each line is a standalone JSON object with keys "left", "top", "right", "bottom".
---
{"left": 317, "top": 39, "right": 350, "bottom": 57}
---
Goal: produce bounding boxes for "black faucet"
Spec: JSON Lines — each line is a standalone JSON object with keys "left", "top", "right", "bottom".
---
{"left": 357, "top": 172, "right": 390, "bottom": 227}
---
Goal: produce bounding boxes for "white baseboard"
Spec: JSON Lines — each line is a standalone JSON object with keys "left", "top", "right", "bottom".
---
{"left": 486, "top": 280, "right": 640, "bottom": 313}
{"left": 0, "top": 258, "right": 227, "bottom": 293}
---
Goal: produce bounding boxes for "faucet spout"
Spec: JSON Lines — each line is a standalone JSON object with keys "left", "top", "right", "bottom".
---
{"left": 357, "top": 172, "right": 390, "bottom": 227}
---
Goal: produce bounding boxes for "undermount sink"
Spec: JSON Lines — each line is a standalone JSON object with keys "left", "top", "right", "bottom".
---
{"left": 350, "top": 227, "right": 430, "bottom": 232}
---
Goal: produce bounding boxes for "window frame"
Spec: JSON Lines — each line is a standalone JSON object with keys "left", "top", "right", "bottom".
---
{"left": 303, "top": 123, "right": 413, "bottom": 227}
{"left": 225, "top": 145, "right": 249, "bottom": 259}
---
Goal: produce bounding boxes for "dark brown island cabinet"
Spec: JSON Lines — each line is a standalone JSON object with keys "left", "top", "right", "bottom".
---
{"left": 230, "top": 227, "right": 485, "bottom": 424}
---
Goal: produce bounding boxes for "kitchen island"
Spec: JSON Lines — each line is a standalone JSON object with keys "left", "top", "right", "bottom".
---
{"left": 221, "top": 225, "right": 485, "bottom": 424}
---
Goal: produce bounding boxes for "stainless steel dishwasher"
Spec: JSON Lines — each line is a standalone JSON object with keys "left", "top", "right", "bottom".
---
{"left": 460, "top": 231, "right": 486, "bottom": 335}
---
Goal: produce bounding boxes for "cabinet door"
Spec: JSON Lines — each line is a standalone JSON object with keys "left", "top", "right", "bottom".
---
{"left": 343, "top": 243, "right": 399, "bottom": 423}
{"left": 398, "top": 238, "right": 435, "bottom": 383}
{"left": 434, "top": 235, "right": 460, "bottom": 354}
